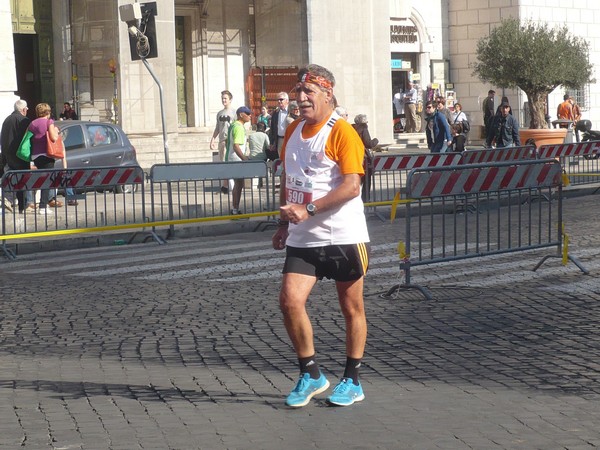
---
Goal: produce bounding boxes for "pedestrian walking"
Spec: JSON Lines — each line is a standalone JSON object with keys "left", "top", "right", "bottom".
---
{"left": 486, "top": 101, "right": 521, "bottom": 148}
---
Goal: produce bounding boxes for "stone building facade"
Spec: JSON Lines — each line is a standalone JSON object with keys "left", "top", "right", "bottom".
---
{"left": 1, "top": 0, "right": 599, "bottom": 163}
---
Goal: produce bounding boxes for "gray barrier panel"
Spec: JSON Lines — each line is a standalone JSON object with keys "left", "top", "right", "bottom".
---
{"left": 149, "top": 161, "right": 267, "bottom": 182}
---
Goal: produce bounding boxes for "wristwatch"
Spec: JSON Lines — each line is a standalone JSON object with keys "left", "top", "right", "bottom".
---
{"left": 306, "top": 203, "right": 317, "bottom": 216}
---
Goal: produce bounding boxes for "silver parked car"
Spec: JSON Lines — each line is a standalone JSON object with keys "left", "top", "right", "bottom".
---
{"left": 54, "top": 121, "right": 139, "bottom": 192}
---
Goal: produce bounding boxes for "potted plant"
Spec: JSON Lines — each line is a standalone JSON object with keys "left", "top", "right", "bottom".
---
{"left": 472, "top": 18, "right": 593, "bottom": 146}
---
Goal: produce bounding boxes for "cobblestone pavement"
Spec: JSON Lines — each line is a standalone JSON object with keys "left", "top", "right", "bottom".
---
{"left": 1, "top": 193, "right": 600, "bottom": 449}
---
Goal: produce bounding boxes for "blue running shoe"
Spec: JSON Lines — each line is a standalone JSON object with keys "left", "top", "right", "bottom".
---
{"left": 326, "top": 378, "right": 365, "bottom": 406}
{"left": 285, "top": 372, "right": 330, "bottom": 408}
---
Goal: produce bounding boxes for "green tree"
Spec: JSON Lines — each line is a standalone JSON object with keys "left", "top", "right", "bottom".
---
{"left": 472, "top": 18, "right": 593, "bottom": 129}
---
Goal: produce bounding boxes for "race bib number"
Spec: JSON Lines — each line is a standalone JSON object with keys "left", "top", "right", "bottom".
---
{"left": 286, "top": 175, "right": 313, "bottom": 205}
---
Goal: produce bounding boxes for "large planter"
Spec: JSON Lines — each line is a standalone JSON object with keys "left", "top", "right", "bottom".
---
{"left": 519, "top": 128, "right": 568, "bottom": 148}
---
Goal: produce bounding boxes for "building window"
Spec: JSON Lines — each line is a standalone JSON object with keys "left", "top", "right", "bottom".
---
{"left": 567, "top": 85, "right": 590, "bottom": 112}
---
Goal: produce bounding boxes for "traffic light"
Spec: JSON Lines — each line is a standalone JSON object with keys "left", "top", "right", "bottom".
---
{"left": 123, "top": 2, "right": 158, "bottom": 61}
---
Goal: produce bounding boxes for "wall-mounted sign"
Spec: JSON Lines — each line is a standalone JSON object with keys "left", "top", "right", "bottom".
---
{"left": 412, "top": 73, "right": 421, "bottom": 81}
{"left": 390, "top": 19, "right": 420, "bottom": 52}
{"left": 391, "top": 59, "right": 402, "bottom": 69}
{"left": 390, "top": 24, "right": 418, "bottom": 44}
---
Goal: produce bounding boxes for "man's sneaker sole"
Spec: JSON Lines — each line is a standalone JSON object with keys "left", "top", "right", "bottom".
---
{"left": 286, "top": 379, "right": 330, "bottom": 408}
{"left": 326, "top": 391, "right": 365, "bottom": 406}
{"left": 326, "top": 378, "right": 365, "bottom": 406}
{"left": 285, "top": 373, "right": 330, "bottom": 408}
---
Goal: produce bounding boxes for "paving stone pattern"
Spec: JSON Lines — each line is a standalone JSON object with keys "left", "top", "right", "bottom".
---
{"left": 0, "top": 193, "right": 599, "bottom": 449}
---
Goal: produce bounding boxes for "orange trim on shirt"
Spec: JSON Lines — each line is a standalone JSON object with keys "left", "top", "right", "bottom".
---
{"left": 280, "top": 116, "right": 365, "bottom": 176}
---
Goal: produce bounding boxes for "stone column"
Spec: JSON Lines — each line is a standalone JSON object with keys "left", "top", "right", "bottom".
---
{"left": 0, "top": 1, "right": 19, "bottom": 113}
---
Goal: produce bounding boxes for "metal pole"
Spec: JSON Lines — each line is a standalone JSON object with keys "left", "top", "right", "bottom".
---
{"left": 141, "top": 58, "right": 169, "bottom": 163}
{"left": 141, "top": 58, "right": 175, "bottom": 237}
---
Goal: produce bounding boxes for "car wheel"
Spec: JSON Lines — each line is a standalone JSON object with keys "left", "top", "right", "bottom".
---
{"left": 115, "top": 184, "right": 137, "bottom": 194}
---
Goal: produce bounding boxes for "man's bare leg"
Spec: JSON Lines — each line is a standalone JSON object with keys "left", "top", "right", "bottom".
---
{"left": 280, "top": 272, "right": 317, "bottom": 357}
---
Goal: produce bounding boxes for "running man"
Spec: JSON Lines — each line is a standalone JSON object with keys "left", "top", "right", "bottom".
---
{"left": 272, "top": 64, "right": 370, "bottom": 407}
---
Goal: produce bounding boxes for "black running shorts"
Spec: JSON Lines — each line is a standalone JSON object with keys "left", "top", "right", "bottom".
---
{"left": 283, "top": 243, "right": 370, "bottom": 281}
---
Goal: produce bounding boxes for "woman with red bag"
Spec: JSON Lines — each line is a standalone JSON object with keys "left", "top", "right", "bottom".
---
{"left": 28, "top": 103, "right": 61, "bottom": 214}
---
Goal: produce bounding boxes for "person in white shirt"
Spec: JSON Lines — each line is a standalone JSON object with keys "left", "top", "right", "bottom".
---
{"left": 209, "top": 90, "right": 236, "bottom": 193}
{"left": 403, "top": 82, "right": 418, "bottom": 133}
{"left": 272, "top": 64, "right": 370, "bottom": 408}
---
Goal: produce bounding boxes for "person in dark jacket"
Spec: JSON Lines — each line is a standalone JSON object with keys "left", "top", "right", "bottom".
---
{"left": 495, "top": 96, "right": 513, "bottom": 116}
{"left": 0, "top": 99, "right": 31, "bottom": 212}
{"left": 267, "top": 92, "right": 289, "bottom": 160}
{"left": 424, "top": 101, "right": 452, "bottom": 153}
{"left": 482, "top": 89, "right": 495, "bottom": 138}
{"left": 352, "top": 114, "right": 379, "bottom": 202}
{"left": 352, "top": 114, "right": 379, "bottom": 149}
{"left": 59, "top": 102, "right": 78, "bottom": 120}
{"left": 486, "top": 101, "right": 521, "bottom": 148}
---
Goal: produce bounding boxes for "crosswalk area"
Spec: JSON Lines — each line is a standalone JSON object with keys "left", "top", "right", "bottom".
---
{"left": 3, "top": 230, "right": 599, "bottom": 296}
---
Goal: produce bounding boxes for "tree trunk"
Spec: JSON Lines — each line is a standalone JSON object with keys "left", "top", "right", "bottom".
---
{"left": 526, "top": 91, "right": 548, "bottom": 129}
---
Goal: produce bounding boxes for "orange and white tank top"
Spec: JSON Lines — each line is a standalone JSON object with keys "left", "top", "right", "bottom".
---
{"left": 284, "top": 112, "right": 369, "bottom": 247}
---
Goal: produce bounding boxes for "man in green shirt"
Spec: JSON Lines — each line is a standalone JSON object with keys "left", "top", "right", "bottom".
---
{"left": 225, "top": 106, "right": 252, "bottom": 215}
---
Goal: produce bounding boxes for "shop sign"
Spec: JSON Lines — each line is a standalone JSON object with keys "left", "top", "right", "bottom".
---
{"left": 390, "top": 19, "right": 420, "bottom": 52}
{"left": 390, "top": 24, "right": 418, "bottom": 44}
{"left": 391, "top": 59, "right": 402, "bottom": 69}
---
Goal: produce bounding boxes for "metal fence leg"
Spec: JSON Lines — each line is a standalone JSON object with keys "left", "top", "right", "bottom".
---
{"left": 1, "top": 241, "right": 16, "bottom": 260}
{"left": 533, "top": 254, "right": 589, "bottom": 274}
{"left": 382, "top": 282, "right": 433, "bottom": 301}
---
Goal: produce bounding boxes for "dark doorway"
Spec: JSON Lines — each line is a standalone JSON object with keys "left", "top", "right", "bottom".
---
{"left": 175, "top": 16, "right": 189, "bottom": 127}
{"left": 13, "top": 34, "right": 38, "bottom": 120}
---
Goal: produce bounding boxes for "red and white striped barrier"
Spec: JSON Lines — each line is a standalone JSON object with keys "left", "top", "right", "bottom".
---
{"left": 372, "top": 153, "right": 462, "bottom": 172}
{"left": 407, "top": 160, "right": 562, "bottom": 198}
{"left": 537, "top": 140, "right": 600, "bottom": 159}
{"left": 1, "top": 166, "right": 144, "bottom": 192}
{"left": 460, "top": 145, "right": 536, "bottom": 165}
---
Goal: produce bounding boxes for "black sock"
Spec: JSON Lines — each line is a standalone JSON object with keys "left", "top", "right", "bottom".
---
{"left": 343, "top": 357, "right": 362, "bottom": 385}
{"left": 298, "top": 355, "right": 320, "bottom": 379}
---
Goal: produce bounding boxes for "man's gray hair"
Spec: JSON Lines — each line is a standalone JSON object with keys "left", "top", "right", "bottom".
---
{"left": 354, "top": 114, "right": 368, "bottom": 124}
{"left": 14, "top": 99, "right": 27, "bottom": 112}
{"left": 278, "top": 92, "right": 289, "bottom": 101}
{"left": 297, "top": 64, "right": 336, "bottom": 89}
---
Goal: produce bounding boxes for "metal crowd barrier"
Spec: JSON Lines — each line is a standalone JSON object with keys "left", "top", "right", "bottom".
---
{"left": 3, "top": 147, "right": 599, "bottom": 262}
{"left": 267, "top": 159, "right": 284, "bottom": 209}
{"left": 460, "top": 144, "right": 536, "bottom": 164}
{"left": 365, "top": 147, "right": 538, "bottom": 217}
{"left": 384, "top": 159, "right": 588, "bottom": 300}
{"left": 367, "top": 153, "right": 462, "bottom": 210}
{"left": 1, "top": 165, "right": 145, "bottom": 259}
{"left": 537, "top": 140, "right": 600, "bottom": 187}
{"left": 147, "top": 161, "right": 274, "bottom": 235}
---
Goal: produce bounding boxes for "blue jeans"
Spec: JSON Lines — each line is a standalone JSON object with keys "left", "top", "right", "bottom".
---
{"left": 33, "top": 156, "right": 55, "bottom": 208}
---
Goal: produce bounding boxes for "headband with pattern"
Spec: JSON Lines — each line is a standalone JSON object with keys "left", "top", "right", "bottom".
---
{"left": 298, "top": 72, "right": 333, "bottom": 90}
